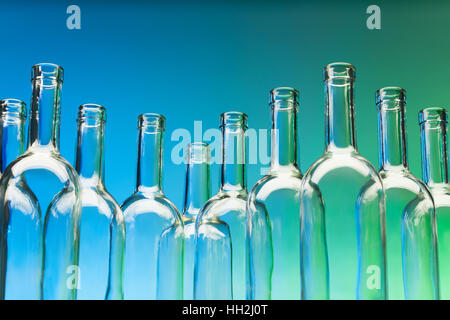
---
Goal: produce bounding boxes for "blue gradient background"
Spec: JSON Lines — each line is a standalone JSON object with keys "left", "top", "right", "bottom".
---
{"left": 0, "top": 0, "right": 449, "bottom": 211}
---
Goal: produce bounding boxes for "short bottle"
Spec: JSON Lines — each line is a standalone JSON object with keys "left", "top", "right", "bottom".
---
{"left": 376, "top": 88, "right": 438, "bottom": 300}
{"left": 182, "top": 142, "right": 211, "bottom": 300}
{"left": 419, "top": 107, "right": 450, "bottom": 299}
{"left": 300, "top": 63, "right": 386, "bottom": 299}
{"left": 0, "top": 63, "right": 81, "bottom": 300}
{"left": 122, "top": 113, "right": 183, "bottom": 300}
{"left": 194, "top": 111, "right": 248, "bottom": 300}
{"left": 0, "top": 99, "right": 27, "bottom": 175}
{"left": 247, "top": 88, "right": 303, "bottom": 300}
{"left": 75, "top": 104, "right": 125, "bottom": 300}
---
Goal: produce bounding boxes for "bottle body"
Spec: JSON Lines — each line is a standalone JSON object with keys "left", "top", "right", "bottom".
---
{"left": 122, "top": 114, "right": 183, "bottom": 299}
{"left": 194, "top": 112, "right": 248, "bottom": 300}
{"left": 247, "top": 88, "right": 302, "bottom": 300}
{"left": 300, "top": 63, "right": 386, "bottom": 300}
{"left": 0, "top": 64, "right": 81, "bottom": 300}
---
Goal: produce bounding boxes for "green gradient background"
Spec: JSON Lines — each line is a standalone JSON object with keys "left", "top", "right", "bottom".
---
{"left": 0, "top": 0, "right": 449, "bottom": 298}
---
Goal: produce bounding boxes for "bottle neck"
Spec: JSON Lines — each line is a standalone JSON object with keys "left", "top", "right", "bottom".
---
{"left": 137, "top": 127, "right": 163, "bottom": 192}
{"left": 220, "top": 125, "right": 246, "bottom": 193}
{"left": 325, "top": 78, "right": 356, "bottom": 152}
{"left": 28, "top": 79, "right": 61, "bottom": 151}
{"left": 183, "top": 160, "right": 210, "bottom": 218}
{"left": 0, "top": 116, "right": 26, "bottom": 173}
{"left": 270, "top": 106, "right": 298, "bottom": 170}
{"left": 75, "top": 120, "right": 105, "bottom": 186}
{"left": 378, "top": 103, "right": 408, "bottom": 170}
{"left": 421, "top": 120, "right": 448, "bottom": 186}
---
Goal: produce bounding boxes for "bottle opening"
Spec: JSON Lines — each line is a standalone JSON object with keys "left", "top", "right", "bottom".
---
{"left": 186, "top": 142, "right": 210, "bottom": 164}
{"left": 324, "top": 62, "right": 356, "bottom": 81}
{"left": 419, "top": 107, "right": 448, "bottom": 125}
{"left": 138, "top": 113, "right": 165, "bottom": 131}
{"left": 32, "top": 63, "right": 64, "bottom": 83}
{"left": 376, "top": 87, "right": 406, "bottom": 109}
{"left": 270, "top": 87, "right": 299, "bottom": 110}
{"left": 0, "top": 99, "right": 27, "bottom": 119}
{"left": 77, "top": 104, "right": 106, "bottom": 124}
{"left": 220, "top": 111, "right": 248, "bottom": 129}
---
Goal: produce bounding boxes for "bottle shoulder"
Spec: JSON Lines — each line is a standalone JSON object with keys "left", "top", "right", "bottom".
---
{"left": 249, "top": 171, "right": 303, "bottom": 201}
{"left": 79, "top": 186, "right": 124, "bottom": 221}
{"left": 197, "top": 192, "right": 247, "bottom": 221}
{"left": 380, "top": 169, "right": 432, "bottom": 200}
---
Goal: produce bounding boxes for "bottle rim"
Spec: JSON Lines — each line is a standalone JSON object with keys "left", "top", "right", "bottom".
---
{"left": 0, "top": 98, "right": 27, "bottom": 119}
{"left": 138, "top": 113, "right": 166, "bottom": 130}
{"left": 419, "top": 107, "right": 448, "bottom": 124}
{"left": 269, "top": 87, "right": 299, "bottom": 110}
{"left": 376, "top": 87, "right": 407, "bottom": 107}
{"left": 186, "top": 142, "right": 210, "bottom": 163}
{"left": 77, "top": 103, "right": 106, "bottom": 123}
{"left": 219, "top": 111, "right": 248, "bottom": 129}
{"left": 324, "top": 62, "right": 356, "bottom": 81}
{"left": 32, "top": 63, "right": 64, "bottom": 83}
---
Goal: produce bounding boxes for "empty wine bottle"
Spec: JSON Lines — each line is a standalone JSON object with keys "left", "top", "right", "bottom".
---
{"left": 0, "top": 63, "right": 81, "bottom": 300}
{"left": 182, "top": 142, "right": 211, "bottom": 300}
{"left": 377, "top": 88, "right": 438, "bottom": 300}
{"left": 247, "top": 88, "right": 303, "bottom": 300}
{"left": 300, "top": 63, "right": 386, "bottom": 300}
{"left": 194, "top": 112, "right": 248, "bottom": 300}
{"left": 419, "top": 107, "right": 450, "bottom": 299}
{"left": 75, "top": 104, "right": 125, "bottom": 300}
{"left": 122, "top": 113, "right": 183, "bottom": 299}
{"left": 0, "top": 99, "right": 27, "bottom": 175}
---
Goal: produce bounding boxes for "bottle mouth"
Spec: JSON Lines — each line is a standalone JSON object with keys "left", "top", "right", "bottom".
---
{"left": 77, "top": 104, "right": 106, "bottom": 123}
{"left": 376, "top": 87, "right": 406, "bottom": 108}
{"left": 32, "top": 63, "right": 64, "bottom": 83}
{"left": 220, "top": 111, "right": 248, "bottom": 129}
{"left": 269, "top": 87, "right": 299, "bottom": 110}
{"left": 419, "top": 107, "right": 448, "bottom": 124}
{"left": 186, "top": 142, "right": 210, "bottom": 164}
{"left": 324, "top": 62, "right": 356, "bottom": 81}
{"left": 0, "top": 99, "right": 27, "bottom": 119}
{"left": 138, "top": 113, "right": 165, "bottom": 131}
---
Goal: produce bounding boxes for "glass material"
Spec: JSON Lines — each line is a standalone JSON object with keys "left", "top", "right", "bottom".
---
{"left": 377, "top": 88, "right": 438, "bottom": 300}
{"left": 0, "top": 99, "right": 27, "bottom": 175}
{"left": 0, "top": 63, "right": 81, "bottom": 299}
{"left": 75, "top": 104, "right": 125, "bottom": 300}
{"left": 122, "top": 113, "right": 183, "bottom": 300}
{"left": 194, "top": 111, "right": 248, "bottom": 300}
{"left": 182, "top": 142, "right": 211, "bottom": 300}
{"left": 300, "top": 63, "right": 386, "bottom": 300}
{"left": 247, "top": 88, "right": 303, "bottom": 300}
{"left": 419, "top": 107, "right": 450, "bottom": 299}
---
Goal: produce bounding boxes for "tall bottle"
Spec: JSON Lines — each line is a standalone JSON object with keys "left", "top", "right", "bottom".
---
{"left": 300, "top": 63, "right": 386, "bottom": 300}
{"left": 247, "top": 88, "right": 303, "bottom": 300}
{"left": 419, "top": 107, "right": 450, "bottom": 299}
{"left": 122, "top": 113, "right": 183, "bottom": 300}
{"left": 182, "top": 142, "right": 211, "bottom": 300}
{"left": 0, "top": 99, "right": 27, "bottom": 175}
{"left": 194, "top": 111, "right": 248, "bottom": 300}
{"left": 75, "top": 104, "right": 125, "bottom": 299}
{"left": 377, "top": 88, "right": 438, "bottom": 299}
{"left": 0, "top": 63, "right": 81, "bottom": 300}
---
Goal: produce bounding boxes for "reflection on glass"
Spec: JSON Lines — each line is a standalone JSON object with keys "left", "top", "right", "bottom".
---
{"left": 300, "top": 63, "right": 386, "bottom": 300}
{"left": 122, "top": 114, "right": 183, "bottom": 300}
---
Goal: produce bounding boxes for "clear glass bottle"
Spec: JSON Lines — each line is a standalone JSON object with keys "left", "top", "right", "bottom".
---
{"left": 194, "top": 111, "right": 248, "bottom": 300}
{"left": 300, "top": 63, "right": 386, "bottom": 300}
{"left": 0, "top": 99, "right": 27, "bottom": 175}
{"left": 75, "top": 104, "right": 125, "bottom": 300}
{"left": 419, "top": 107, "right": 450, "bottom": 299}
{"left": 377, "top": 88, "right": 438, "bottom": 300}
{"left": 247, "top": 88, "right": 303, "bottom": 300}
{"left": 122, "top": 113, "right": 183, "bottom": 300}
{"left": 0, "top": 63, "right": 81, "bottom": 300}
{"left": 182, "top": 142, "right": 211, "bottom": 300}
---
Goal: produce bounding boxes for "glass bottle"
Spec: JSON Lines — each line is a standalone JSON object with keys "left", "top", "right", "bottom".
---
{"left": 122, "top": 113, "right": 183, "bottom": 300}
{"left": 247, "top": 88, "right": 303, "bottom": 300}
{"left": 0, "top": 99, "right": 27, "bottom": 175}
{"left": 300, "top": 63, "right": 386, "bottom": 300}
{"left": 182, "top": 142, "right": 211, "bottom": 300}
{"left": 0, "top": 63, "right": 81, "bottom": 300}
{"left": 377, "top": 88, "right": 438, "bottom": 300}
{"left": 194, "top": 111, "right": 248, "bottom": 300}
{"left": 75, "top": 104, "right": 125, "bottom": 300}
{"left": 419, "top": 107, "right": 450, "bottom": 299}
